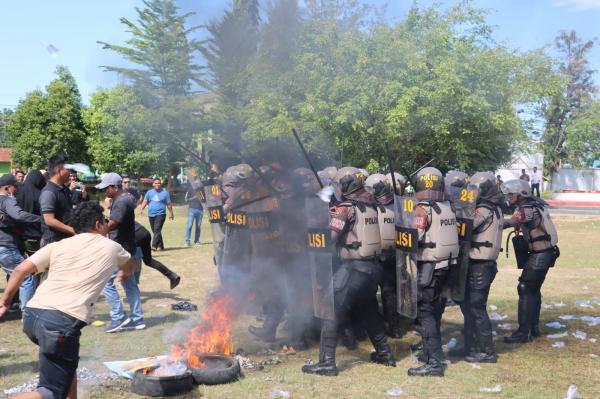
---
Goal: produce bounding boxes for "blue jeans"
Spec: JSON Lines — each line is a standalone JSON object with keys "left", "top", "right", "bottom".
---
{"left": 185, "top": 207, "right": 203, "bottom": 244}
{"left": 102, "top": 268, "right": 143, "bottom": 322}
{"left": 0, "top": 246, "right": 35, "bottom": 310}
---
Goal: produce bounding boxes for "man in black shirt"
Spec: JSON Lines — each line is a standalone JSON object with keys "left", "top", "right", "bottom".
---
{"left": 39, "top": 155, "right": 74, "bottom": 245}
{"left": 96, "top": 173, "right": 145, "bottom": 332}
{"left": 68, "top": 170, "right": 88, "bottom": 207}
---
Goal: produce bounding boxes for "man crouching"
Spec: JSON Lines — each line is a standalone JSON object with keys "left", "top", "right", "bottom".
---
{"left": 0, "top": 201, "right": 132, "bottom": 399}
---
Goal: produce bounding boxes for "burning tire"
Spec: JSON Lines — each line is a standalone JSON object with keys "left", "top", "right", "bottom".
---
{"left": 130, "top": 368, "right": 194, "bottom": 397}
{"left": 190, "top": 353, "right": 241, "bottom": 385}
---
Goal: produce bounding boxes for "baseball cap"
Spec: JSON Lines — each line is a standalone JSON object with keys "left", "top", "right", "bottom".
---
{"left": 95, "top": 173, "right": 122, "bottom": 190}
{"left": 0, "top": 174, "right": 17, "bottom": 187}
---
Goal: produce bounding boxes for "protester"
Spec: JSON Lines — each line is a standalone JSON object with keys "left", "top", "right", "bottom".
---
{"left": 0, "top": 201, "right": 133, "bottom": 399}
{"left": 496, "top": 175, "right": 503, "bottom": 186}
{"left": 69, "top": 170, "right": 88, "bottom": 207}
{"left": 122, "top": 175, "right": 142, "bottom": 205}
{"left": 140, "top": 178, "right": 174, "bottom": 251}
{"left": 185, "top": 179, "right": 204, "bottom": 247}
{"left": 0, "top": 174, "right": 42, "bottom": 310}
{"left": 135, "top": 221, "right": 181, "bottom": 289}
{"left": 15, "top": 170, "right": 25, "bottom": 183}
{"left": 530, "top": 166, "right": 543, "bottom": 197}
{"left": 39, "top": 155, "right": 75, "bottom": 246}
{"left": 96, "top": 173, "right": 145, "bottom": 332}
{"left": 519, "top": 169, "right": 530, "bottom": 182}
{"left": 15, "top": 170, "right": 45, "bottom": 256}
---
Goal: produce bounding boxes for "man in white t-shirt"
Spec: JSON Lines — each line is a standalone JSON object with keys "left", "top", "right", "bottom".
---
{"left": 0, "top": 201, "right": 132, "bottom": 399}
{"left": 530, "top": 166, "right": 543, "bottom": 197}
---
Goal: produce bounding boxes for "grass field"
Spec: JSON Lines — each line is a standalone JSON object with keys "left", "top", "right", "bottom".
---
{"left": 1, "top": 207, "right": 599, "bottom": 399}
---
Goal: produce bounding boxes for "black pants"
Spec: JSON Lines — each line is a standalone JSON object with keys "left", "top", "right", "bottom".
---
{"left": 417, "top": 263, "right": 449, "bottom": 362}
{"left": 284, "top": 253, "right": 312, "bottom": 343}
{"left": 136, "top": 228, "right": 174, "bottom": 278}
{"left": 517, "top": 251, "right": 555, "bottom": 334}
{"left": 149, "top": 214, "right": 166, "bottom": 250}
{"left": 220, "top": 227, "right": 252, "bottom": 303}
{"left": 531, "top": 183, "right": 540, "bottom": 197}
{"left": 320, "top": 260, "right": 387, "bottom": 358}
{"left": 23, "top": 307, "right": 85, "bottom": 399}
{"left": 459, "top": 260, "right": 497, "bottom": 353}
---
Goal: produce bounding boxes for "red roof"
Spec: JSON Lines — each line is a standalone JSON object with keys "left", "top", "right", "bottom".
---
{"left": 0, "top": 148, "right": 12, "bottom": 163}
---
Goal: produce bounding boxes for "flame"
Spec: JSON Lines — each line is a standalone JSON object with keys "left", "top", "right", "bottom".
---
{"left": 171, "top": 294, "right": 237, "bottom": 368}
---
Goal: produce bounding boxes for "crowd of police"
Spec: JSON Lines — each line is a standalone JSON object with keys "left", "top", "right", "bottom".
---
{"left": 204, "top": 162, "right": 560, "bottom": 377}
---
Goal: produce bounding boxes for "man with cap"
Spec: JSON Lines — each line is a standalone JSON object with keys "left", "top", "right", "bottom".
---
{"left": 39, "top": 155, "right": 75, "bottom": 246}
{"left": 96, "top": 173, "right": 146, "bottom": 332}
{"left": 0, "top": 173, "right": 42, "bottom": 310}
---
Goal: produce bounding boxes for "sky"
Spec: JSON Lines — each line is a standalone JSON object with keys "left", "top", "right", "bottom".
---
{"left": 0, "top": 0, "right": 599, "bottom": 108}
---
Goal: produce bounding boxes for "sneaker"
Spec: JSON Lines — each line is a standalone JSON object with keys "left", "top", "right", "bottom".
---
{"left": 185, "top": 241, "right": 191, "bottom": 247}
{"left": 194, "top": 242, "right": 201, "bottom": 246}
{"left": 104, "top": 317, "right": 130, "bottom": 333}
{"left": 126, "top": 319, "right": 146, "bottom": 330}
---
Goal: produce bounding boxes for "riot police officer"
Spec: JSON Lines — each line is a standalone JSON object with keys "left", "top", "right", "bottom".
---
{"left": 365, "top": 173, "right": 405, "bottom": 338}
{"left": 501, "top": 179, "right": 559, "bottom": 343}
{"left": 408, "top": 167, "right": 459, "bottom": 377}
{"left": 458, "top": 172, "right": 504, "bottom": 362}
{"left": 302, "top": 167, "right": 395, "bottom": 376}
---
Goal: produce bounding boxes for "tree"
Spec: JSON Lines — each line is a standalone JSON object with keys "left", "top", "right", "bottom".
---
{"left": 542, "top": 31, "right": 596, "bottom": 174}
{"left": 98, "top": 0, "right": 204, "bottom": 97}
{"left": 0, "top": 108, "right": 13, "bottom": 147}
{"left": 564, "top": 100, "right": 600, "bottom": 167}
{"left": 7, "top": 66, "right": 88, "bottom": 169}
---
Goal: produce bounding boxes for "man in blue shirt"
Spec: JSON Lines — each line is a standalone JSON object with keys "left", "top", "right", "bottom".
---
{"left": 140, "top": 178, "right": 174, "bottom": 251}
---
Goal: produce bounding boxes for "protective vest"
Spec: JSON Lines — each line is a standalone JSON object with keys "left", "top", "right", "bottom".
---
{"left": 469, "top": 203, "right": 503, "bottom": 261}
{"left": 417, "top": 200, "right": 460, "bottom": 264}
{"left": 377, "top": 203, "right": 396, "bottom": 253}
{"left": 523, "top": 202, "right": 558, "bottom": 251}
{"left": 339, "top": 202, "right": 381, "bottom": 260}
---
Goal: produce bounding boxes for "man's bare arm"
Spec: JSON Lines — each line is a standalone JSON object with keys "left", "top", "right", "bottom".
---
{"left": 43, "top": 213, "right": 75, "bottom": 235}
{"left": 0, "top": 260, "right": 37, "bottom": 319}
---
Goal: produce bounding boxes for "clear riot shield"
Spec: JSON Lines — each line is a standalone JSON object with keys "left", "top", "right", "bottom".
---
{"left": 305, "top": 196, "right": 334, "bottom": 320}
{"left": 445, "top": 185, "right": 477, "bottom": 302}
{"left": 204, "top": 184, "right": 226, "bottom": 266}
{"left": 395, "top": 194, "right": 419, "bottom": 319}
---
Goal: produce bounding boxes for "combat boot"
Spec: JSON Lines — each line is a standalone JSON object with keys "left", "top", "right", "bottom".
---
{"left": 531, "top": 325, "right": 540, "bottom": 338}
{"left": 410, "top": 341, "right": 423, "bottom": 352}
{"left": 168, "top": 273, "right": 181, "bottom": 290}
{"left": 503, "top": 330, "right": 532, "bottom": 344}
{"left": 302, "top": 336, "right": 338, "bottom": 376}
{"left": 465, "top": 351, "right": 497, "bottom": 363}
{"left": 369, "top": 342, "right": 396, "bottom": 367}
{"left": 407, "top": 357, "right": 444, "bottom": 377}
{"left": 248, "top": 305, "right": 282, "bottom": 342}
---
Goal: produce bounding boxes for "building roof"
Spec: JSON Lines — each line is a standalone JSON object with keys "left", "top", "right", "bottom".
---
{"left": 0, "top": 148, "right": 12, "bottom": 163}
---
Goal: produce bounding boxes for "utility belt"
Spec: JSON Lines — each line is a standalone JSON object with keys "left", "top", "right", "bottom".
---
{"left": 471, "top": 241, "right": 493, "bottom": 249}
{"left": 418, "top": 242, "right": 436, "bottom": 248}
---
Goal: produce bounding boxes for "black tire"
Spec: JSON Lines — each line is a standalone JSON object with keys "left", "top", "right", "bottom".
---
{"left": 131, "top": 369, "right": 194, "bottom": 397}
{"left": 190, "top": 354, "right": 241, "bottom": 385}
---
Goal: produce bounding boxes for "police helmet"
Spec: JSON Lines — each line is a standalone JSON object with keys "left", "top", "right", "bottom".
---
{"left": 415, "top": 167, "right": 444, "bottom": 193}
{"left": 500, "top": 179, "right": 531, "bottom": 197}
{"left": 318, "top": 166, "right": 338, "bottom": 186}
{"left": 470, "top": 172, "right": 499, "bottom": 199}
{"left": 385, "top": 172, "right": 406, "bottom": 195}
{"left": 334, "top": 167, "right": 366, "bottom": 195}
{"left": 365, "top": 173, "right": 390, "bottom": 197}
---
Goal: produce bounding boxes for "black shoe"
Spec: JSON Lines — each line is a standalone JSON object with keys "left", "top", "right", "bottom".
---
{"left": 169, "top": 274, "right": 181, "bottom": 290}
{"left": 465, "top": 352, "right": 497, "bottom": 363}
{"left": 341, "top": 328, "right": 358, "bottom": 350}
{"left": 301, "top": 361, "right": 338, "bottom": 376}
{"left": 410, "top": 341, "right": 423, "bottom": 352}
{"left": 248, "top": 325, "right": 276, "bottom": 342}
{"left": 447, "top": 347, "right": 474, "bottom": 358}
{"left": 407, "top": 360, "right": 444, "bottom": 377}
{"left": 531, "top": 325, "right": 540, "bottom": 338}
{"left": 369, "top": 350, "right": 396, "bottom": 367}
{"left": 503, "top": 331, "right": 532, "bottom": 344}
{"left": 415, "top": 351, "right": 428, "bottom": 363}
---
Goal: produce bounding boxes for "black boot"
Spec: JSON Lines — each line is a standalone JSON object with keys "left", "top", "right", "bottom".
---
{"left": 410, "top": 341, "right": 423, "bottom": 352}
{"left": 168, "top": 273, "right": 181, "bottom": 289}
{"left": 465, "top": 351, "right": 497, "bottom": 363}
{"left": 531, "top": 325, "right": 540, "bottom": 338}
{"left": 407, "top": 357, "right": 444, "bottom": 377}
{"left": 369, "top": 342, "right": 396, "bottom": 367}
{"left": 341, "top": 327, "right": 358, "bottom": 350}
{"left": 503, "top": 330, "right": 532, "bottom": 344}
{"left": 248, "top": 304, "right": 282, "bottom": 342}
{"left": 302, "top": 334, "right": 338, "bottom": 376}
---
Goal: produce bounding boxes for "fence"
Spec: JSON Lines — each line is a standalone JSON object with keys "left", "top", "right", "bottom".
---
{"left": 551, "top": 169, "right": 600, "bottom": 191}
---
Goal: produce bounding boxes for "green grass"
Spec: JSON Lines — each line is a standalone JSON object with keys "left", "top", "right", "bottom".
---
{"left": 1, "top": 209, "right": 600, "bottom": 398}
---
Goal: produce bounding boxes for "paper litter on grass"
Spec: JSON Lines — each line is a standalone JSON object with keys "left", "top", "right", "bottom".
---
{"left": 497, "top": 323, "right": 512, "bottom": 330}
{"left": 554, "top": 301, "right": 567, "bottom": 308}
{"left": 547, "top": 332, "right": 569, "bottom": 339}
{"left": 542, "top": 303, "right": 553, "bottom": 309}
{"left": 590, "top": 338, "right": 597, "bottom": 343}
{"left": 572, "top": 330, "right": 587, "bottom": 340}
{"left": 546, "top": 321, "right": 567, "bottom": 329}
{"left": 489, "top": 312, "right": 507, "bottom": 321}
{"left": 576, "top": 300, "right": 592, "bottom": 308}
{"left": 559, "top": 315, "right": 577, "bottom": 320}
{"left": 469, "top": 363, "right": 482, "bottom": 369}
{"left": 564, "top": 384, "right": 580, "bottom": 399}
{"left": 479, "top": 385, "right": 502, "bottom": 393}
{"left": 580, "top": 316, "right": 600, "bottom": 326}
{"left": 552, "top": 341, "right": 566, "bottom": 348}
{"left": 270, "top": 389, "right": 290, "bottom": 399}
{"left": 488, "top": 304, "right": 498, "bottom": 311}
{"left": 589, "top": 353, "right": 599, "bottom": 358}
{"left": 385, "top": 388, "right": 404, "bottom": 397}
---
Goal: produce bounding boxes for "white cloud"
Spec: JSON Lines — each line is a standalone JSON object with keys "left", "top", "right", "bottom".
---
{"left": 553, "top": 0, "right": 600, "bottom": 11}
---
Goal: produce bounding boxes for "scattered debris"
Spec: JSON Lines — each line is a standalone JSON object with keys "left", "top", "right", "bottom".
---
{"left": 592, "top": 297, "right": 600, "bottom": 306}
{"left": 546, "top": 321, "right": 567, "bottom": 329}
{"left": 559, "top": 315, "right": 577, "bottom": 320}
{"left": 442, "top": 337, "right": 457, "bottom": 351}
{"left": 270, "top": 388, "right": 290, "bottom": 398}
{"left": 3, "top": 377, "right": 39, "bottom": 396}
{"left": 572, "top": 330, "right": 587, "bottom": 340}
{"left": 552, "top": 341, "right": 566, "bottom": 348}
{"left": 468, "top": 363, "right": 482, "bottom": 369}
{"left": 588, "top": 354, "right": 599, "bottom": 358}
{"left": 442, "top": 359, "right": 452, "bottom": 365}
{"left": 590, "top": 338, "right": 597, "bottom": 343}
{"left": 155, "top": 303, "right": 168, "bottom": 308}
{"left": 235, "top": 355, "right": 263, "bottom": 370}
{"left": 580, "top": 316, "right": 600, "bottom": 327}
{"left": 564, "top": 384, "right": 580, "bottom": 399}
{"left": 171, "top": 301, "right": 198, "bottom": 312}
{"left": 4, "top": 368, "right": 117, "bottom": 396}
{"left": 281, "top": 346, "right": 297, "bottom": 355}
{"left": 385, "top": 387, "right": 404, "bottom": 397}
{"left": 91, "top": 320, "right": 105, "bottom": 327}
{"left": 547, "top": 332, "right": 569, "bottom": 339}
{"left": 488, "top": 304, "right": 498, "bottom": 311}
{"left": 303, "top": 358, "right": 314, "bottom": 366}
{"left": 576, "top": 300, "right": 592, "bottom": 308}
{"left": 582, "top": 285, "right": 589, "bottom": 290}
{"left": 258, "top": 348, "right": 277, "bottom": 356}
{"left": 479, "top": 385, "right": 502, "bottom": 393}
{"left": 497, "top": 323, "right": 513, "bottom": 331}
{"left": 554, "top": 301, "right": 567, "bottom": 308}
{"left": 489, "top": 312, "right": 508, "bottom": 321}
{"left": 542, "top": 303, "right": 553, "bottom": 309}
{"left": 265, "top": 376, "right": 273, "bottom": 381}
